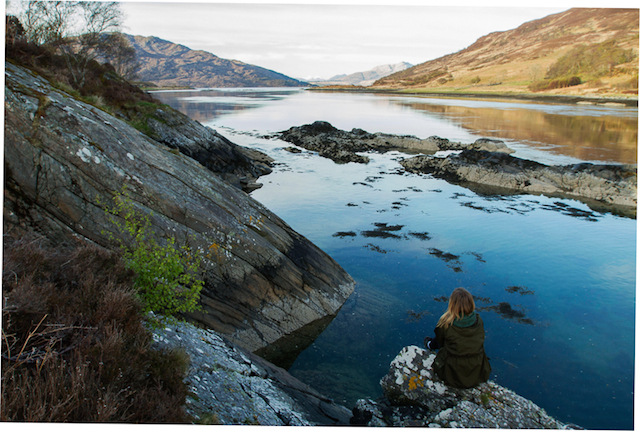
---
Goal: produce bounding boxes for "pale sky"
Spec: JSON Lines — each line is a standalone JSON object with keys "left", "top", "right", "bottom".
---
{"left": 5, "top": 1, "right": 637, "bottom": 81}
{"left": 119, "top": 1, "right": 573, "bottom": 80}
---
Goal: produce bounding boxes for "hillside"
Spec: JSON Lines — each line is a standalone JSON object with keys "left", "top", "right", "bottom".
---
{"left": 372, "top": 8, "right": 638, "bottom": 99}
{"left": 125, "top": 34, "right": 308, "bottom": 88}
{"left": 311, "top": 62, "right": 413, "bottom": 87}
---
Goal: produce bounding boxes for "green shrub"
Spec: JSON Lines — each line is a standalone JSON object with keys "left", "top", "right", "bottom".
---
{"left": 103, "top": 187, "right": 204, "bottom": 320}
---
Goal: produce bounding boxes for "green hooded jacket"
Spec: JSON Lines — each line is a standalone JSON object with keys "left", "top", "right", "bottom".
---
{"left": 433, "top": 311, "right": 491, "bottom": 389}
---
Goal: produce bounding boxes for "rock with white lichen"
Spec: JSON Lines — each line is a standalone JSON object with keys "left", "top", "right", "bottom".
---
{"left": 149, "top": 317, "right": 351, "bottom": 425}
{"left": 352, "top": 346, "right": 582, "bottom": 428}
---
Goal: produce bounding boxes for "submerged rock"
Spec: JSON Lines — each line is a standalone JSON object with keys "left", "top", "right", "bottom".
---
{"left": 150, "top": 318, "right": 351, "bottom": 425}
{"left": 3, "top": 61, "right": 354, "bottom": 355}
{"left": 352, "top": 346, "right": 580, "bottom": 428}
{"left": 401, "top": 150, "right": 637, "bottom": 218}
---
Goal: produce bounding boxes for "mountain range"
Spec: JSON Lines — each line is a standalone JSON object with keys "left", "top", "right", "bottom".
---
{"left": 124, "top": 34, "right": 308, "bottom": 88}
{"left": 311, "top": 62, "right": 414, "bottom": 87}
{"left": 371, "top": 8, "right": 638, "bottom": 99}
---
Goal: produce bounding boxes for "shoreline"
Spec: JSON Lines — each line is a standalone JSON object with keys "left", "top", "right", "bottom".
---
{"left": 306, "top": 86, "right": 639, "bottom": 107}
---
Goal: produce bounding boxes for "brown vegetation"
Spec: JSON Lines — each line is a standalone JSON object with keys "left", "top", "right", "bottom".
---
{"left": 1, "top": 235, "right": 191, "bottom": 422}
{"left": 372, "top": 8, "right": 639, "bottom": 99}
{"left": 5, "top": 21, "right": 165, "bottom": 136}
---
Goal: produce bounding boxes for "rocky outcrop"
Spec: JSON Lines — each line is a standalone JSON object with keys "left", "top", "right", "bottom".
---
{"left": 277, "top": 121, "right": 517, "bottom": 165}
{"left": 401, "top": 150, "right": 637, "bottom": 218}
{"left": 277, "top": 121, "right": 452, "bottom": 163}
{"left": 3, "top": 61, "right": 355, "bottom": 356}
{"left": 134, "top": 102, "right": 274, "bottom": 193}
{"left": 352, "top": 346, "right": 580, "bottom": 429}
{"left": 150, "top": 317, "right": 351, "bottom": 425}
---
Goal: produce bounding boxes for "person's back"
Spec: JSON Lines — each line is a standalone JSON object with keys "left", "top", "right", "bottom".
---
{"left": 425, "top": 288, "right": 491, "bottom": 389}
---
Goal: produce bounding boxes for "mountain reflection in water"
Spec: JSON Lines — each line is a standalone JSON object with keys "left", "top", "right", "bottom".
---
{"left": 389, "top": 96, "right": 637, "bottom": 164}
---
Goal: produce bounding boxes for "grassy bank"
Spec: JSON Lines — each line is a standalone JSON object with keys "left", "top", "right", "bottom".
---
{"left": 307, "top": 85, "right": 638, "bottom": 107}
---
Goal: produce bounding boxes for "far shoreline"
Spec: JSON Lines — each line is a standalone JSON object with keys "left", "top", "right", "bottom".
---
{"left": 306, "top": 86, "right": 639, "bottom": 107}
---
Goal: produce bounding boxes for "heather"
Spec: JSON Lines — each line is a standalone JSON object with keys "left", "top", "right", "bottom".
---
{"left": 1, "top": 235, "right": 191, "bottom": 422}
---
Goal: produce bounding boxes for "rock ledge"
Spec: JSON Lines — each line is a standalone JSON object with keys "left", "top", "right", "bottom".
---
{"left": 352, "top": 346, "right": 581, "bottom": 429}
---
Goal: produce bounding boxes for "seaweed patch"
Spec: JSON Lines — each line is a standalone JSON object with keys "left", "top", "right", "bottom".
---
{"left": 541, "top": 201, "right": 601, "bottom": 222}
{"left": 364, "top": 243, "right": 392, "bottom": 254}
{"left": 362, "top": 223, "right": 404, "bottom": 239}
{"left": 333, "top": 231, "right": 357, "bottom": 238}
{"left": 505, "top": 285, "right": 534, "bottom": 295}
{"left": 406, "top": 309, "right": 431, "bottom": 322}
{"left": 408, "top": 231, "right": 431, "bottom": 241}
{"left": 478, "top": 302, "right": 534, "bottom": 325}
{"left": 428, "top": 248, "right": 461, "bottom": 263}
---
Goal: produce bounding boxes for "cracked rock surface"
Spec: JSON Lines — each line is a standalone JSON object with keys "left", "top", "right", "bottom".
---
{"left": 352, "top": 346, "right": 581, "bottom": 429}
{"left": 4, "top": 61, "right": 354, "bottom": 354}
{"left": 150, "top": 318, "right": 351, "bottom": 425}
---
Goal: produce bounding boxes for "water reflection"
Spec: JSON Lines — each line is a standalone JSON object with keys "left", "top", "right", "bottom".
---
{"left": 390, "top": 98, "right": 638, "bottom": 164}
{"left": 152, "top": 88, "right": 300, "bottom": 124}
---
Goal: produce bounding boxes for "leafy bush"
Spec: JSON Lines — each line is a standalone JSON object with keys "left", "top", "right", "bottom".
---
{"left": 1, "top": 235, "right": 191, "bottom": 422}
{"left": 103, "top": 187, "right": 204, "bottom": 320}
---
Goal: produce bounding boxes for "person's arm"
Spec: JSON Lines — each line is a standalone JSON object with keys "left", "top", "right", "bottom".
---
{"left": 424, "top": 328, "right": 442, "bottom": 350}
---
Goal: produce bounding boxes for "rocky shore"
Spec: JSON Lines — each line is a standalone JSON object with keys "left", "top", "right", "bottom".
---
{"left": 279, "top": 121, "right": 636, "bottom": 218}
{"left": 352, "top": 346, "right": 580, "bottom": 429}
{"left": 152, "top": 318, "right": 579, "bottom": 428}
{"left": 150, "top": 317, "right": 351, "bottom": 425}
{"left": 4, "top": 62, "right": 354, "bottom": 356}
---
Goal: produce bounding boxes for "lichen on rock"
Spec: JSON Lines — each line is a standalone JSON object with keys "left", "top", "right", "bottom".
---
{"left": 353, "top": 346, "right": 581, "bottom": 428}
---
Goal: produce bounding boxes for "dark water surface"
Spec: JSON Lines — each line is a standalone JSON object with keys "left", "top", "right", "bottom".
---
{"left": 154, "top": 88, "right": 637, "bottom": 430}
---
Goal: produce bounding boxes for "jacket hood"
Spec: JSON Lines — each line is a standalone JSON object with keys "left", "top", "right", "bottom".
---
{"left": 453, "top": 311, "right": 477, "bottom": 328}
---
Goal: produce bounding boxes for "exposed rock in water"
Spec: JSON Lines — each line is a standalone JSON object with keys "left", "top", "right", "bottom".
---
{"left": 151, "top": 317, "right": 352, "bottom": 425}
{"left": 277, "top": 121, "right": 515, "bottom": 164}
{"left": 401, "top": 149, "right": 637, "bottom": 218}
{"left": 352, "top": 346, "right": 581, "bottom": 428}
{"left": 277, "top": 121, "right": 456, "bottom": 164}
{"left": 3, "top": 61, "right": 355, "bottom": 356}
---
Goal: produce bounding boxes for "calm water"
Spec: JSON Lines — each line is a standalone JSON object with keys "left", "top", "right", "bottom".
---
{"left": 154, "top": 88, "right": 637, "bottom": 430}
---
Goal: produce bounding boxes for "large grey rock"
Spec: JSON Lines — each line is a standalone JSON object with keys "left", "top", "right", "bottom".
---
{"left": 401, "top": 149, "right": 637, "bottom": 217}
{"left": 353, "top": 346, "right": 580, "bottom": 428}
{"left": 150, "top": 317, "right": 352, "bottom": 425}
{"left": 3, "top": 61, "right": 354, "bottom": 355}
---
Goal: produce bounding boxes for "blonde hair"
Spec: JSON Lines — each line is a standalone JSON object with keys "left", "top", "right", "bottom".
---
{"left": 437, "top": 287, "right": 475, "bottom": 329}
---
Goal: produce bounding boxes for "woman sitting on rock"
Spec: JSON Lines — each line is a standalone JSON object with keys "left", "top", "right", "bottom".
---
{"left": 424, "top": 287, "right": 491, "bottom": 389}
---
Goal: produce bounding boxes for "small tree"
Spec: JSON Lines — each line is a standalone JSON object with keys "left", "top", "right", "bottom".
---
{"left": 103, "top": 187, "right": 204, "bottom": 322}
{"left": 99, "top": 32, "right": 140, "bottom": 80}
{"left": 16, "top": 1, "right": 128, "bottom": 87}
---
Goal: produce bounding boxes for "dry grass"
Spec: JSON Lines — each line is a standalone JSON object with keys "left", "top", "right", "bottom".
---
{"left": 1, "top": 234, "right": 191, "bottom": 423}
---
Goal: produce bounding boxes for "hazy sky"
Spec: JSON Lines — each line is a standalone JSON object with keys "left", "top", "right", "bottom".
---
{"left": 6, "top": 1, "right": 636, "bottom": 81}
{"left": 119, "top": 1, "right": 577, "bottom": 80}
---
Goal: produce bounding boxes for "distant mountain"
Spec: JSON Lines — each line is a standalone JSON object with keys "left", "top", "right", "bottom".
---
{"left": 312, "top": 62, "right": 413, "bottom": 87}
{"left": 372, "top": 8, "right": 638, "bottom": 99}
{"left": 124, "top": 34, "right": 308, "bottom": 88}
